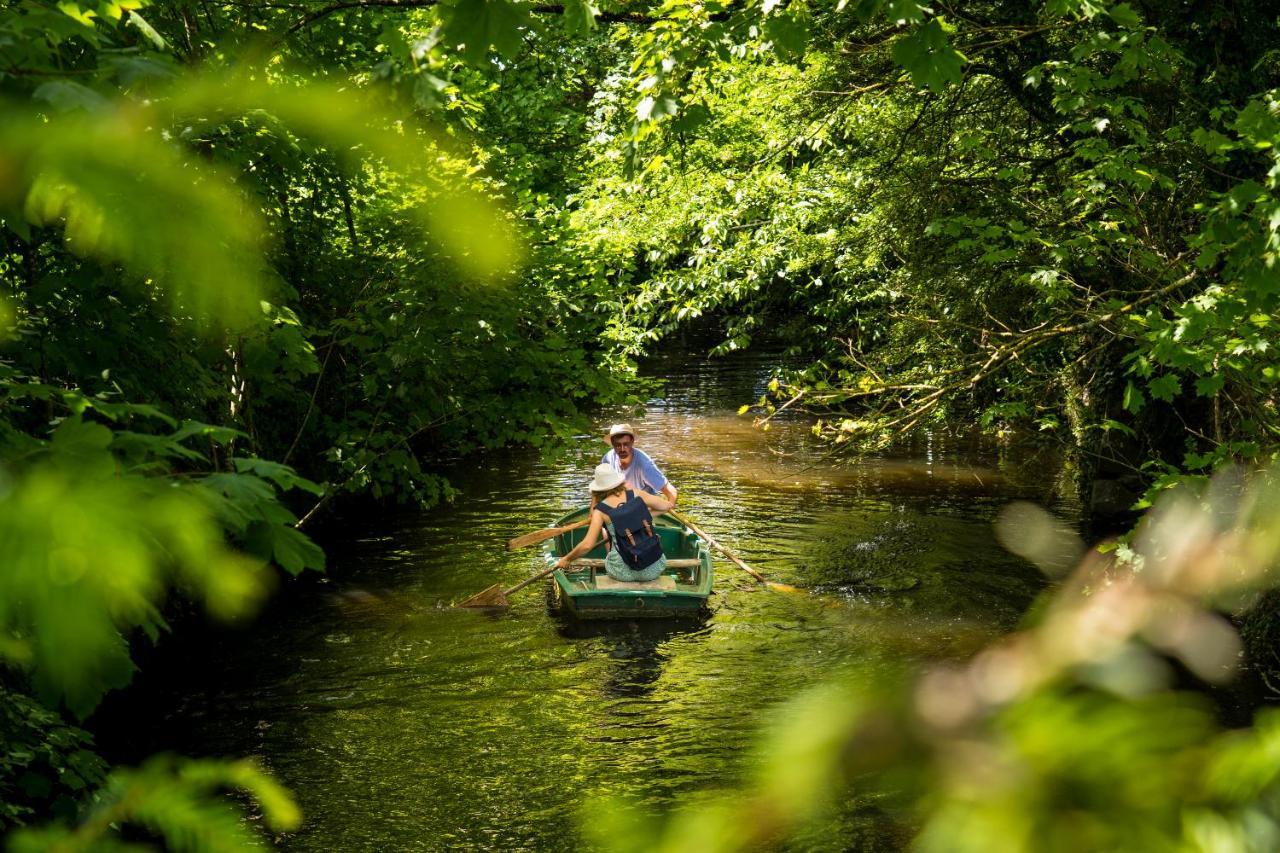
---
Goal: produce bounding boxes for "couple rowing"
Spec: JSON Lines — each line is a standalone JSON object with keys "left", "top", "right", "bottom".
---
{"left": 554, "top": 423, "right": 679, "bottom": 582}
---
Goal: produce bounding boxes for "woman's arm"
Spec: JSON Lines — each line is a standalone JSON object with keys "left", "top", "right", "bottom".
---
{"left": 639, "top": 490, "right": 675, "bottom": 514}
{"left": 555, "top": 510, "right": 605, "bottom": 568}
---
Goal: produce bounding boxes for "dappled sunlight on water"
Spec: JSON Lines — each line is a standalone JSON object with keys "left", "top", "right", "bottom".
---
{"left": 97, "top": 346, "right": 1076, "bottom": 851}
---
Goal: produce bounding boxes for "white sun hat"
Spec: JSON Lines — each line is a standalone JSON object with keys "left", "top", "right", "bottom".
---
{"left": 606, "top": 423, "right": 636, "bottom": 443}
{"left": 588, "top": 463, "right": 625, "bottom": 493}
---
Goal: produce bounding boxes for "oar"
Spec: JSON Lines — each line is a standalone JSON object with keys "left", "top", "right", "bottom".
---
{"left": 667, "top": 510, "right": 803, "bottom": 594}
{"left": 458, "top": 562, "right": 562, "bottom": 608}
{"left": 506, "top": 518, "right": 589, "bottom": 551}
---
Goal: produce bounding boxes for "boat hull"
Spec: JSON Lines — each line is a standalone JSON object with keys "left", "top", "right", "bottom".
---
{"left": 545, "top": 507, "right": 713, "bottom": 619}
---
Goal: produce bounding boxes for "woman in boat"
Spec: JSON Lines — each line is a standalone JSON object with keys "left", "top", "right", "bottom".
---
{"left": 554, "top": 463, "right": 675, "bottom": 581}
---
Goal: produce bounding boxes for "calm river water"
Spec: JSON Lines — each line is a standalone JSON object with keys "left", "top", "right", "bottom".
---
{"left": 98, "top": 347, "right": 1078, "bottom": 850}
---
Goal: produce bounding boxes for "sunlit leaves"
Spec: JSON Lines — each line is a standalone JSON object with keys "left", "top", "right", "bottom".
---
{"left": 606, "top": 470, "right": 1280, "bottom": 851}
{"left": 0, "top": 374, "right": 326, "bottom": 714}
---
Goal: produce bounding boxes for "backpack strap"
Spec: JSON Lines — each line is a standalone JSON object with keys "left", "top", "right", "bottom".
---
{"left": 593, "top": 506, "right": 615, "bottom": 552}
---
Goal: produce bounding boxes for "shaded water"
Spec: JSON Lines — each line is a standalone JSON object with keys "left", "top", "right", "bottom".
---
{"left": 99, "top": 348, "right": 1076, "bottom": 850}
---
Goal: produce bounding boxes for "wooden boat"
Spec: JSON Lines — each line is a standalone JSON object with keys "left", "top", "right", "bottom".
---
{"left": 545, "top": 507, "right": 713, "bottom": 619}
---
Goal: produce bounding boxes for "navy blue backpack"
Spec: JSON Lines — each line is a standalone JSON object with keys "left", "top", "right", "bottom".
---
{"left": 596, "top": 490, "right": 664, "bottom": 571}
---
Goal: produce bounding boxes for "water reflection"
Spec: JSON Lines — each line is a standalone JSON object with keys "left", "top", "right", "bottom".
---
{"left": 559, "top": 619, "right": 711, "bottom": 701}
{"left": 639, "top": 411, "right": 1010, "bottom": 497}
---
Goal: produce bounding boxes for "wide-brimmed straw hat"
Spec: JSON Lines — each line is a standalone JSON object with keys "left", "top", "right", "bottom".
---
{"left": 605, "top": 423, "right": 636, "bottom": 443}
{"left": 588, "top": 463, "right": 625, "bottom": 493}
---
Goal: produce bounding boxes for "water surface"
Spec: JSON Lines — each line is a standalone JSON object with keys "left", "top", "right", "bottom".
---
{"left": 100, "top": 348, "right": 1073, "bottom": 850}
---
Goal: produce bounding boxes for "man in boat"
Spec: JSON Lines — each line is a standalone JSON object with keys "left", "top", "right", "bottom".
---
{"left": 601, "top": 423, "right": 678, "bottom": 507}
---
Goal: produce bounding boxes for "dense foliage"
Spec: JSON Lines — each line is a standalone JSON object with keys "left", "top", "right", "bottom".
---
{"left": 3, "top": 0, "right": 1280, "bottom": 848}
{"left": 561, "top": 0, "right": 1280, "bottom": 512}
{"left": 1, "top": 0, "right": 631, "bottom": 842}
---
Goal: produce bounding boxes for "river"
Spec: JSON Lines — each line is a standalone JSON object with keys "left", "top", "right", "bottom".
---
{"left": 96, "top": 346, "right": 1077, "bottom": 850}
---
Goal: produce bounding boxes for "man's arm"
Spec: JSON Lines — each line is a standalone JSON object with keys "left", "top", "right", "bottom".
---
{"left": 634, "top": 448, "right": 676, "bottom": 505}
{"left": 641, "top": 452, "right": 676, "bottom": 506}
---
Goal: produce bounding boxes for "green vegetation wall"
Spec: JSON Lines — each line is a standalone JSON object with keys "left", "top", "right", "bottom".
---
{"left": 556, "top": 1, "right": 1280, "bottom": 512}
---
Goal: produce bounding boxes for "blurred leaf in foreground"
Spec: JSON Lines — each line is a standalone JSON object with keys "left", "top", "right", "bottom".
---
{"left": 0, "top": 416, "right": 273, "bottom": 718}
{"left": 1, "top": 68, "right": 523, "bottom": 332}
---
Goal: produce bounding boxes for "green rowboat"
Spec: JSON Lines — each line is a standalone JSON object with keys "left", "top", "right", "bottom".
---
{"left": 545, "top": 507, "right": 714, "bottom": 619}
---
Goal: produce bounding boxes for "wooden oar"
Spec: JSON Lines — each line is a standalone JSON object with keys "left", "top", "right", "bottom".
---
{"left": 667, "top": 510, "right": 803, "bottom": 594}
{"left": 506, "top": 518, "right": 589, "bottom": 551}
{"left": 457, "top": 562, "right": 563, "bottom": 608}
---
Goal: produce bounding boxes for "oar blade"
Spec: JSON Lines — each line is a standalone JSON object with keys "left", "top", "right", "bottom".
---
{"left": 507, "top": 529, "right": 554, "bottom": 550}
{"left": 457, "top": 583, "right": 510, "bottom": 608}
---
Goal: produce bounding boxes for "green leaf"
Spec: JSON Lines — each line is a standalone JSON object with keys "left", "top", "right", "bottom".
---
{"left": 125, "top": 10, "right": 166, "bottom": 49}
{"left": 232, "top": 457, "right": 324, "bottom": 495}
{"left": 1106, "top": 3, "right": 1141, "bottom": 27}
{"left": 671, "top": 102, "right": 711, "bottom": 135}
{"left": 170, "top": 419, "right": 247, "bottom": 446}
{"left": 196, "top": 473, "right": 278, "bottom": 532}
{"left": 637, "top": 94, "right": 680, "bottom": 121}
{"left": 764, "top": 12, "right": 810, "bottom": 60}
{"left": 55, "top": 1, "right": 97, "bottom": 27}
{"left": 1194, "top": 374, "right": 1225, "bottom": 397}
{"left": 266, "top": 524, "right": 326, "bottom": 575}
{"left": 111, "top": 431, "right": 206, "bottom": 464}
{"left": 1148, "top": 374, "right": 1181, "bottom": 402}
{"left": 562, "top": 0, "right": 598, "bottom": 35}
{"left": 90, "top": 400, "right": 177, "bottom": 426}
{"left": 883, "top": 0, "right": 927, "bottom": 23}
{"left": 1099, "top": 418, "right": 1136, "bottom": 437}
{"left": 1122, "top": 381, "right": 1145, "bottom": 414}
{"left": 51, "top": 417, "right": 113, "bottom": 452}
{"left": 32, "top": 81, "right": 108, "bottom": 113}
{"left": 440, "top": 0, "right": 530, "bottom": 63}
{"left": 891, "top": 19, "right": 967, "bottom": 92}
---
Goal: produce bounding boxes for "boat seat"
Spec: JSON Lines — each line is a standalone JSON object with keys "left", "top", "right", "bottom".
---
{"left": 593, "top": 575, "right": 678, "bottom": 591}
